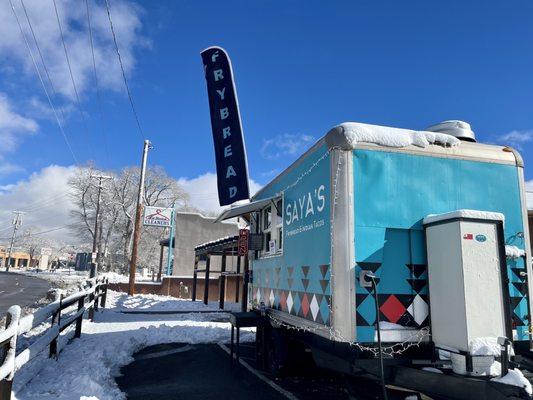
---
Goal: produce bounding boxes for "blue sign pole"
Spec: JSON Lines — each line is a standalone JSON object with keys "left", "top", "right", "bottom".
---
{"left": 165, "top": 207, "right": 175, "bottom": 276}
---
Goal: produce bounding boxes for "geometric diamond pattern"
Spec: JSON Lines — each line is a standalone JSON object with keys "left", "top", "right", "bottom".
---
{"left": 310, "top": 294, "right": 320, "bottom": 321}
{"left": 379, "top": 295, "right": 406, "bottom": 324}
{"left": 286, "top": 291, "right": 293, "bottom": 314}
{"left": 251, "top": 263, "right": 332, "bottom": 326}
{"left": 407, "top": 294, "right": 429, "bottom": 326}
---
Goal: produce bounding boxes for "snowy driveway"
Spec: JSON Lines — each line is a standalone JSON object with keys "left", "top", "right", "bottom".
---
{"left": 12, "top": 291, "right": 254, "bottom": 400}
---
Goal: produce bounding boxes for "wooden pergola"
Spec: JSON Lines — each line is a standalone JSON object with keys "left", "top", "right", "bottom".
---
{"left": 193, "top": 236, "right": 248, "bottom": 312}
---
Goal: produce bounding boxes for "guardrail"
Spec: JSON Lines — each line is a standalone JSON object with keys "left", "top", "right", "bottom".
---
{"left": 0, "top": 276, "right": 108, "bottom": 400}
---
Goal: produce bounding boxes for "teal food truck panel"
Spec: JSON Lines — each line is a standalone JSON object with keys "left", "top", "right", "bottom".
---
{"left": 353, "top": 149, "right": 529, "bottom": 343}
{"left": 253, "top": 144, "right": 332, "bottom": 325}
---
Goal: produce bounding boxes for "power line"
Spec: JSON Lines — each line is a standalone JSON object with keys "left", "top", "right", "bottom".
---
{"left": 10, "top": 0, "right": 78, "bottom": 164}
{"left": 51, "top": 0, "right": 96, "bottom": 160}
{"left": 85, "top": 0, "right": 111, "bottom": 164}
{"left": 0, "top": 223, "right": 76, "bottom": 242}
{"left": 104, "top": 0, "right": 144, "bottom": 140}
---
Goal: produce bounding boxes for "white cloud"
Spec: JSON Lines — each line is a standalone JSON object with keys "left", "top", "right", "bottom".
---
{"left": 260, "top": 133, "right": 315, "bottom": 160}
{"left": 178, "top": 172, "right": 262, "bottom": 214}
{"left": 0, "top": 164, "right": 77, "bottom": 244}
{"left": 498, "top": 130, "right": 533, "bottom": 150}
{"left": 0, "top": 0, "right": 147, "bottom": 100}
{"left": 0, "top": 92, "right": 38, "bottom": 174}
{"left": 526, "top": 180, "right": 533, "bottom": 211}
{"left": 0, "top": 93, "right": 38, "bottom": 151}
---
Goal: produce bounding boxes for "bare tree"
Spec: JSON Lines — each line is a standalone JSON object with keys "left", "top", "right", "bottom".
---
{"left": 69, "top": 165, "right": 190, "bottom": 273}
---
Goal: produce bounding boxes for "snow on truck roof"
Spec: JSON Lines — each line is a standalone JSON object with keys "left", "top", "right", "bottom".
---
{"left": 325, "top": 122, "right": 461, "bottom": 149}
{"left": 252, "top": 121, "right": 520, "bottom": 200}
{"left": 423, "top": 209, "right": 505, "bottom": 225}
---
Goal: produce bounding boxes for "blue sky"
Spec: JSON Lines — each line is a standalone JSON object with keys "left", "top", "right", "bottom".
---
{"left": 0, "top": 0, "right": 532, "bottom": 220}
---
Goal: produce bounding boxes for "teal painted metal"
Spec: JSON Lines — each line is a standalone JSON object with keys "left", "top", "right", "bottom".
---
{"left": 353, "top": 149, "right": 529, "bottom": 342}
{"left": 252, "top": 144, "right": 332, "bottom": 325}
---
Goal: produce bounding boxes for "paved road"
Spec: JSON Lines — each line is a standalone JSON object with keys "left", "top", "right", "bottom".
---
{"left": 0, "top": 272, "right": 51, "bottom": 316}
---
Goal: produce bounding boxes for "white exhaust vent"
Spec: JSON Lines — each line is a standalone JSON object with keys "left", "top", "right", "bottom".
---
{"left": 426, "top": 120, "right": 476, "bottom": 142}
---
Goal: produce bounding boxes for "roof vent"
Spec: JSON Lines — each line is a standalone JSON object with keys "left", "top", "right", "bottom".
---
{"left": 425, "top": 120, "right": 476, "bottom": 142}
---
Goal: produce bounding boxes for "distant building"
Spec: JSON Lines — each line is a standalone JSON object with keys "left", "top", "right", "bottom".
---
{"left": 160, "top": 211, "right": 240, "bottom": 277}
{"left": 0, "top": 247, "right": 31, "bottom": 268}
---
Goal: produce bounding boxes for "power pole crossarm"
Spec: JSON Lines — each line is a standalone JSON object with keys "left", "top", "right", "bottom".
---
{"left": 128, "top": 139, "right": 152, "bottom": 296}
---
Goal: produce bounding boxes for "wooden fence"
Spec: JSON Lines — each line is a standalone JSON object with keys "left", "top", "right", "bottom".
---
{"left": 0, "top": 277, "right": 108, "bottom": 400}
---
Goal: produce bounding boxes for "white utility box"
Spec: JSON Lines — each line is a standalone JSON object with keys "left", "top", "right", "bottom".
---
{"left": 423, "top": 210, "right": 510, "bottom": 353}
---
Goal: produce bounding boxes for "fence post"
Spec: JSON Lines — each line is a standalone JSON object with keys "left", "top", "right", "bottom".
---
{"left": 49, "top": 292, "right": 61, "bottom": 359}
{"left": 101, "top": 278, "right": 108, "bottom": 309}
{"left": 88, "top": 281, "right": 95, "bottom": 322}
{"left": 75, "top": 296, "right": 84, "bottom": 339}
{"left": 94, "top": 281, "right": 99, "bottom": 314}
{"left": 0, "top": 306, "right": 21, "bottom": 400}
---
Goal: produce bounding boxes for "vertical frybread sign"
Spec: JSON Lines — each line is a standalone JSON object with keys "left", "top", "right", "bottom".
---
{"left": 201, "top": 46, "right": 250, "bottom": 206}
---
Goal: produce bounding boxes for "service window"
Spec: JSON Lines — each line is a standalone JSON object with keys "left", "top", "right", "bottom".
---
{"left": 259, "top": 197, "right": 283, "bottom": 257}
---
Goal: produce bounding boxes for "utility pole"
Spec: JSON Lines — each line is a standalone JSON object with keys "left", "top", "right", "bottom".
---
{"left": 89, "top": 175, "right": 112, "bottom": 278}
{"left": 128, "top": 139, "right": 152, "bottom": 295}
{"left": 5, "top": 211, "right": 23, "bottom": 272}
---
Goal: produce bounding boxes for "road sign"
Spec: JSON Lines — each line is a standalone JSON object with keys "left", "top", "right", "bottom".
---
{"left": 143, "top": 206, "right": 172, "bottom": 227}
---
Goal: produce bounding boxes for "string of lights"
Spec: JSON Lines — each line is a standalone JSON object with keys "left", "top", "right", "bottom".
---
{"left": 262, "top": 147, "right": 430, "bottom": 357}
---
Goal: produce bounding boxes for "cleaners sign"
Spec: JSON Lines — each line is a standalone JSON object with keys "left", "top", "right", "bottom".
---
{"left": 143, "top": 206, "right": 172, "bottom": 227}
{"left": 201, "top": 46, "right": 250, "bottom": 206}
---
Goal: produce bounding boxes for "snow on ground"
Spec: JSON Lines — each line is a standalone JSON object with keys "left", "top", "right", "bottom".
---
{"left": 116, "top": 292, "right": 241, "bottom": 313}
{"left": 105, "top": 272, "right": 158, "bottom": 284}
{"left": 492, "top": 369, "right": 532, "bottom": 395}
{"left": 12, "top": 290, "right": 252, "bottom": 400}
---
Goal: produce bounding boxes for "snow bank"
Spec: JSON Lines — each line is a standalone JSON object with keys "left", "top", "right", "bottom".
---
{"left": 492, "top": 369, "right": 532, "bottom": 395}
{"left": 505, "top": 245, "right": 526, "bottom": 259}
{"left": 114, "top": 291, "right": 240, "bottom": 313}
{"left": 13, "top": 291, "right": 250, "bottom": 400}
{"left": 326, "top": 122, "right": 460, "bottom": 150}
{"left": 423, "top": 209, "right": 505, "bottom": 225}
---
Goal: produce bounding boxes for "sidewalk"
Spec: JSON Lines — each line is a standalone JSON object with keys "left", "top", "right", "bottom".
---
{"left": 12, "top": 290, "right": 254, "bottom": 400}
